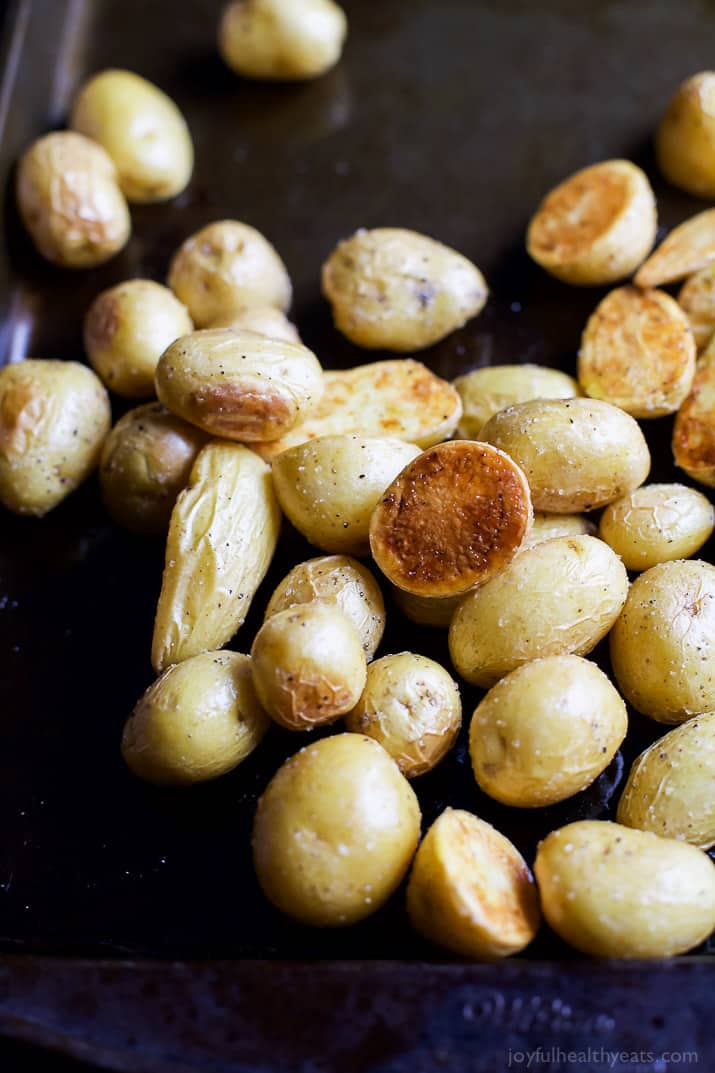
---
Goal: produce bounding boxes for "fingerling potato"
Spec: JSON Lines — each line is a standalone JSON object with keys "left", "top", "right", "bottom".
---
{"left": 672, "top": 339, "right": 715, "bottom": 487}
{"left": 635, "top": 208, "right": 715, "bottom": 289}
{"left": 656, "top": 71, "right": 715, "bottom": 200}
{"left": 209, "top": 306, "right": 300, "bottom": 343}
{"left": 599, "top": 483, "right": 714, "bottom": 571}
{"left": 454, "top": 363, "right": 579, "bottom": 440}
{"left": 678, "top": 263, "right": 715, "bottom": 350}
{"left": 219, "top": 0, "right": 347, "bottom": 81}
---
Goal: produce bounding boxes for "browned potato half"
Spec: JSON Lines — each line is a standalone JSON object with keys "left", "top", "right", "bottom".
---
{"left": 390, "top": 587, "right": 466, "bottom": 629}
{"left": 673, "top": 339, "right": 715, "bottom": 487}
{"left": 599, "top": 483, "right": 714, "bottom": 571}
{"left": 370, "top": 441, "right": 532, "bottom": 598}
{"left": 526, "top": 160, "right": 656, "bottom": 286}
{"left": 252, "top": 733, "right": 421, "bottom": 926}
{"left": 678, "top": 264, "right": 715, "bottom": 350}
{"left": 322, "top": 228, "right": 487, "bottom": 352}
{"left": 219, "top": 0, "right": 347, "bottom": 81}
{"left": 406, "top": 808, "right": 540, "bottom": 958}
{"left": 209, "top": 306, "right": 300, "bottom": 343}
{"left": 521, "top": 512, "right": 596, "bottom": 549}
{"left": 635, "top": 209, "right": 715, "bottom": 289}
{"left": 345, "top": 652, "right": 462, "bottom": 777}
{"left": 454, "top": 363, "right": 579, "bottom": 440}
{"left": 656, "top": 72, "right": 715, "bottom": 200}
{"left": 578, "top": 286, "right": 695, "bottom": 418}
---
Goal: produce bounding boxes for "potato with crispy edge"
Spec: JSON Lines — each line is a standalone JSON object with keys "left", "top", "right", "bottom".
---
{"left": 252, "top": 733, "right": 421, "bottom": 926}
{"left": 617, "top": 712, "right": 715, "bottom": 849}
{"left": 219, "top": 0, "right": 347, "bottom": 81}
{"left": 635, "top": 209, "right": 715, "bottom": 289}
{"left": 578, "top": 286, "right": 695, "bottom": 418}
{"left": 678, "top": 264, "right": 715, "bottom": 351}
{"left": 521, "top": 512, "right": 596, "bottom": 549}
{"left": 535, "top": 820, "right": 715, "bottom": 958}
{"left": 599, "top": 483, "right": 714, "bottom": 571}
{"left": 673, "top": 338, "right": 715, "bottom": 487}
{"left": 406, "top": 808, "right": 540, "bottom": 958}
{"left": 656, "top": 72, "right": 715, "bottom": 200}
{"left": 209, "top": 306, "right": 300, "bottom": 343}
{"left": 454, "top": 364, "right": 579, "bottom": 440}
{"left": 526, "top": 160, "right": 656, "bottom": 286}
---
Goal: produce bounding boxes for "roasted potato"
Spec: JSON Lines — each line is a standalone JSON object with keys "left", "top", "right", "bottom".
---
{"left": 252, "top": 733, "right": 421, "bottom": 926}
{"left": 678, "top": 263, "right": 715, "bottom": 350}
{"left": 635, "top": 208, "right": 715, "bottom": 289}
{"left": 522, "top": 511, "right": 596, "bottom": 549}
{"left": 454, "top": 363, "right": 579, "bottom": 440}
{"left": 390, "top": 587, "right": 466, "bottom": 629}
{"left": 673, "top": 339, "right": 715, "bottom": 487}
{"left": 656, "top": 71, "right": 715, "bottom": 200}
{"left": 219, "top": 0, "right": 347, "bottom": 81}
{"left": 322, "top": 228, "right": 487, "bottom": 351}
{"left": 0, "top": 360, "right": 110, "bottom": 516}
{"left": 209, "top": 306, "right": 300, "bottom": 343}
{"left": 599, "top": 483, "right": 714, "bottom": 571}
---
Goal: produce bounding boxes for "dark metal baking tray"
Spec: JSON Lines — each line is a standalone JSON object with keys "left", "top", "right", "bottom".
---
{"left": 0, "top": 0, "right": 713, "bottom": 1069}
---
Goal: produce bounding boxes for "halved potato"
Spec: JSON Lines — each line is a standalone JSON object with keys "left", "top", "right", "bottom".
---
{"left": 454, "top": 364, "right": 579, "bottom": 440}
{"left": 678, "top": 264, "right": 715, "bottom": 350}
{"left": 369, "top": 440, "right": 532, "bottom": 598}
{"left": 635, "top": 209, "right": 715, "bottom": 289}
{"left": 673, "top": 338, "right": 715, "bottom": 487}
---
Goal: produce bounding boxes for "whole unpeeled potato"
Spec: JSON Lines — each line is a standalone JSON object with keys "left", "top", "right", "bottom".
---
{"left": 219, "top": 0, "right": 348, "bottom": 81}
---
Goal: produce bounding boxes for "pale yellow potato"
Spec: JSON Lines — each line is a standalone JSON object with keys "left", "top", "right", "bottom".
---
{"left": 99, "top": 403, "right": 208, "bottom": 534}
{"left": 16, "top": 131, "right": 130, "bottom": 268}
{"left": 219, "top": 0, "right": 347, "bottom": 80}
{"left": 521, "top": 512, "right": 596, "bottom": 549}
{"left": 168, "top": 220, "right": 292, "bottom": 327}
{"left": 265, "top": 555, "right": 385, "bottom": 660}
{"left": 322, "top": 228, "right": 487, "bottom": 352}
{"left": 469, "top": 656, "right": 627, "bottom": 808}
{"left": 599, "top": 484, "right": 714, "bottom": 571}
{"left": 449, "top": 535, "right": 628, "bottom": 688}
{"left": 209, "top": 306, "right": 300, "bottom": 343}
{"left": 345, "top": 653, "right": 462, "bottom": 777}
{"left": 390, "top": 587, "right": 466, "bottom": 629}
{"left": 635, "top": 208, "right": 715, "bottom": 289}
{"left": 578, "top": 286, "right": 695, "bottom": 418}
{"left": 617, "top": 712, "right": 715, "bottom": 849}
{"left": 0, "top": 360, "right": 110, "bottom": 517}
{"left": 406, "top": 808, "right": 540, "bottom": 958}
{"left": 656, "top": 72, "right": 715, "bottom": 200}
{"left": 481, "top": 397, "right": 650, "bottom": 512}
{"left": 678, "top": 264, "right": 715, "bottom": 350}
{"left": 254, "top": 360, "right": 461, "bottom": 460}
{"left": 252, "top": 733, "right": 421, "bottom": 926}
{"left": 673, "top": 340, "right": 715, "bottom": 487}
{"left": 70, "top": 69, "right": 193, "bottom": 203}
{"left": 271, "top": 434, "right": 420, "bottom": 555}
{"left": 84, "top": 279, "right": 193, "bottom": 398}
{"left": 155, "top": 328, "right": 323, "bottom": 442}
{"left": 526, "top": 160, "right": 656, "bottom": 286}
{"left": 152, "top": 441, "right": 281, "bottom": 672}
{"left": 535, "top": 820, "right": 715, "bottom": 958}
{"left": 454, "top": 364, "right": 579, "bottom": 440}
{"left": 251, "top": 604, "right": 366, "bottom": 730}
{"left": 610, "top": 559, "right": 715, "bottom": 723}
{"left": 121, "top": 652, "right": 269, "bottom": 785}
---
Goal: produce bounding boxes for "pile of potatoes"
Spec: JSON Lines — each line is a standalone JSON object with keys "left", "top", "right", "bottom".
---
{"left": 3, "top": 34, "right": 715, "bottom": 963}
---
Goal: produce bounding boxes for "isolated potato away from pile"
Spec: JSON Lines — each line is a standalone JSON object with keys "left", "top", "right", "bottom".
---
{"left": 5, "top": 37, "right": 715, "bottom": 962}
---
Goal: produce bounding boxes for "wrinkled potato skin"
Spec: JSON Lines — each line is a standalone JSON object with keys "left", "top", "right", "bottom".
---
{"left": 272, "top": 435, "right": 420, "bottom": 555}
{"left": 535, "top": 820, "right": 715, "bottom": 958}
{"left": 345, "top": 652, "right": 462, "bottom": 777}
{"left": 610, "top": 559, "right": 715, "bottom": 724}
{"left": 454, "top": 364, "right": 579, "bottom": 440}
{"left": 450, "top": 536, "right": 628, "bottom": 688}
{"left": 209, "top": 306, "right": 300, "bottom": 343}
{"left": 521, "top": 512, "right": 596, "bottom": 549}
{"left": 469, "top": 656, "right": 627, "bottom": 808}
{"left": 121, "top": 651, "right": 269, "bottom": 785}
{"left": 599, "top": 484, "right": 714, "bottom": 571}
{"left": 251, "top": 604, "right": 366, "bottom": 730}
{"left": 252, "top": 733, "right": 421, "bottom": 926}
{"left": 656, "top": 72, "right": 715, "bottom": 200}
{"left": 168, "top": 221, "right": 291, "bottom": 328}
{"left": 219, "top": 0, "right": 347, "bottom": 80}
{"left": 100, "top": 403, "right": 208, "bottom": 534}
{"left": 84, "top": 279, "right": 193, "bottom": 398}
{"left": 406, "top": 808, "right": 540, "bottom": 959}
{"left": 70, "top": 69, "right": 193, "bottom": 203}
{"left": 481, "top": 397, "right": 651, "bottom": 512}
{"left": 16, "top": 132, "right": 130, "bottom": 268}
{"left": 617, "top": 712, "right": 715, "bottom": 849}
{"left": 322, "top": 228, "right": 487, "bottom": 352}
{"left": 673, "top": 341, "right": 715, "bottom": 487}
{"left": 678, "top": 264, "right": 715, "bottom": 350}
{"left": 0, "top": 360, "right": 110, "bottom": 516}
{"left": 156, "top": 328, "right": 323, "bottom": 442}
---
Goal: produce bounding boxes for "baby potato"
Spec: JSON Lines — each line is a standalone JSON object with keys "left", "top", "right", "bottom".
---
{"left": 450, "top": 535, "right": 628, "bottom": 688}
{"left": 390, "top": 587, "right": 466, "bottom": 629}
{"left": 469, "top": 656, "right": 627, "bottom": 808}
{"left": 251, "top": 604, "right": 366, "bottom": 730}
{"left": 156, "top": 328, "right": 323, "bottom": 442}
{"left": 406, "top": 809, "right": 540, "bottom": 959}
{"left": 610, "top": 559, "right": 715, "bottom": 723}
{"left": 635, "top": 208, "right": 715, "bottom": 289}
{"left": 0, "top": 360, "right": 110, "bottom": 516}
{"left": 322, "top": 228, "right": 487, "bottom": 352}
{"left": 673, "top": 340, "right": 715, "bottom": 487}
{"left": 481, "top": 397, "right": 650, "bottom": 512}
{"left": 678, "top": 264, "right": 715, "bottom": 350}
{"left": 209, "top": 306, "right": 300, "bottom": 343}
{"left": 70, "top": 68, "right": 193, "bottom": 203}
{"left": 121, "top": 651, "right": 269, "bottom": 785}
{"left": 535, "top": 820, "right": 715, "bottom": 958}
{"left": 264, "top": 555, "right": 385, "bottom": 660}
{"left": 617, "top": 712, "right": 715, "bottom": 849}
{"left": 252, "top": 733, "right": 421, "bottom": 926}
{"left": 271, "top": 434, "right": 420, "bottom": 555}
{"left": 521, "top": 511, "right": 596, "bottom": 549}
{"left": 526, "top": 160, "right": 656, "bottom": 286}
{"left": 578, "top": 286, "right": 695, "bottom": 418}
{"left": 84, "top": 279, "right": 193, "bottom": 398}
{"left": 219, "top": 0, "right": 347, "bottom": 81}
{"left": 370, "top": 441, "right": 532, "bottom": 598}
{"left": 99, "top": 403, "right": 208, "bottom": 534}
{"left": 345, "top": 652, "right": 461, "bottom": 778}
{"left": 454, "top": 364, "right": 579, "bottom": 440}
{"left": 168, "top": 220, "right": 292, "bottom": 328}
{"left": 599, "top": 484, "right": 714, "bottom": 571}
{"left": 16, "top": 131, "right": 130, "bottom": 268}
{"left": 656, "top": 72, "right": 715, "bottom": 200}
